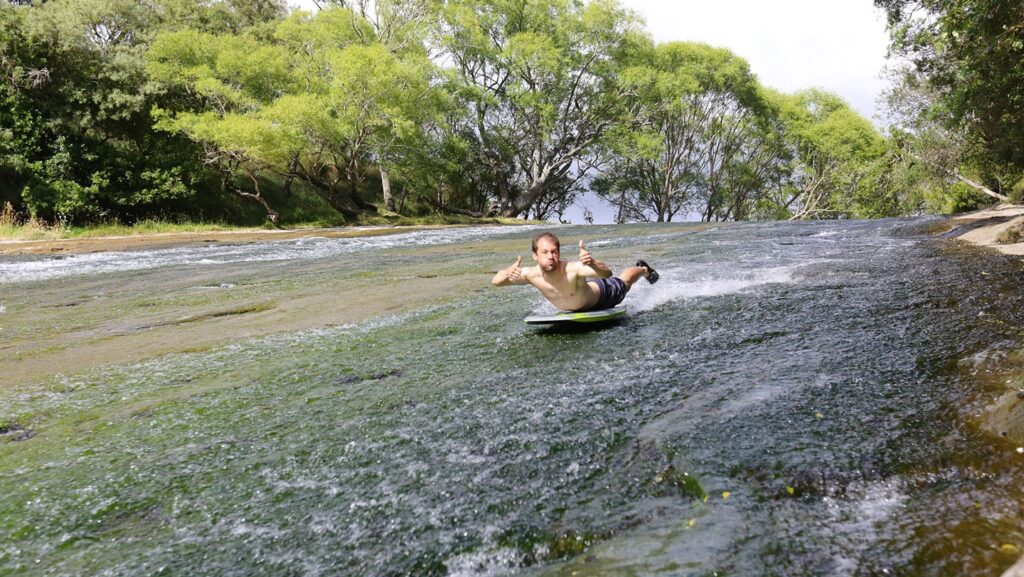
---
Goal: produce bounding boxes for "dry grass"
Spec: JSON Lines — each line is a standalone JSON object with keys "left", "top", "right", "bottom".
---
{"left": 997, "top": 224, "right": 1024, "bottom": 244}
{"left": 0, "top": 204, "right": 69, "bottom": 240}
{"left": 0, "top": 201, "right": 17, "bottom": 228}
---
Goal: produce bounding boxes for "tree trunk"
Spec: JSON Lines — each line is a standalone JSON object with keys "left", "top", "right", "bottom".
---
{"left": 396, "top": 184, "right": 408, "bottom": 214}
{"left": 616, "top": 185, "right": 626, "bottom": 223}
{"left": 659, "top": 153, "right": 675, "bottom": 223}
{"left": 496, "top": 176, "right": 512, "bottom": 215}
{"left": 380, "top": 166, "right": 396, "bottom": 212}
{"left": 325, "top": 190, "right": 361, "bottom": 219}
{"left": 423, "top": 195, "right": 489, "bottom": 217}
{"left": 911, "top": 152, "right": 1010, "bottom": 202}
{"left": 237, "top": 190, "right": 280, "bottom": 225}
{"left": 343, "top": 155, "right": 378, "bottom": 212}
{"left": 505, "top": 179, "right": 547, "bottom": 218}
{"left": 282, "top": 154, "right": 300, "bottom": 198}
{"left": 951, "top": 170, "right": 1009, "bottom": 202}
{"left": 293, "top": 164, "right": 361, "bottom": 220}
{"left": 236, "top": 173, "right": 280, "bottom": 226}
{"left": 348, "top": 173, "right": 377, "bottom": 211}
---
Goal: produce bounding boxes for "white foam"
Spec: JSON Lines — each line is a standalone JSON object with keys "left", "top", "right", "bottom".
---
{"left": 444, "top": 546, "right": 525, "bottom": 577}
{"left": 525, "top": 265, "right": 796, "bottom": 315}
{"left": 227, "top": 520, "right": 288, "bottom": 539}
{"left": 629, "top": 266, "right": 795, "bottom": 312}
{"left": 824, "top": 479, "right": 906, "bottom": 576}
{"left": 0, "top": 225, "right": 545, "bottom": 284}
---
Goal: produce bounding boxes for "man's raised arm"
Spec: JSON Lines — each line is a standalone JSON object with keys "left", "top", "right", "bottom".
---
{"left": 575, "top": 240, "right": 612, "bottom": 278}
{"left": 492, "top": 255, "right": 526, "bottom": 286}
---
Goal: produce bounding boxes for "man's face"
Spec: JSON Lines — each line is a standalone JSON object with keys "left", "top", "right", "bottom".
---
{"left": 533, "top": 238, "right": 560, "bottom": 272}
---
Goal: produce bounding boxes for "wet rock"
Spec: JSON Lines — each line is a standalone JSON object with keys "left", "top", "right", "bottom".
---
{"left": 333, "top": 369, "right": 401, "bottom": 386}
{"left": 892, "top": 218, "right": 952, "bottom": 237}
{"left": 937, "top": 224, "right": 965, "bottom": 238}
{"left": 0, "top": 423, "right": 35, "bottom": 442}
{"left": 1002, "top": 553, "right": 1024, "bottom": 577}
{"left": 652, "top": 464, "right": 706, "bottom": 501}
{"left": 983, "top": 392, "right": 1024, "bottom": 445}
{"left": 545, "top": 530, "right": 596, "bottom": 559}
{"left": 600, "top": 435, "right": 709, "bottom": 505}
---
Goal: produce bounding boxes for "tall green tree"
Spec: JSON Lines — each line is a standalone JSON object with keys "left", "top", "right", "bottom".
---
{"left": 877, "top": 0, "right": 1024, "bottom": 194}
{"left": 593, "top": 42, "right": 786, "bottom": 222}
{"left": 429, "top": 0, "right": 645, "bottom": 218}
{"left": 880, "top": 63, "right": 1008, "bottom": 212}
{"left": 773, "top": 89, "right": 889, "bottom": 219}
{"left": 0, "top": 0, "right": 287, "bottom": 224}
{"left": 148, "top": 7, "right": 440, "bottom": 221}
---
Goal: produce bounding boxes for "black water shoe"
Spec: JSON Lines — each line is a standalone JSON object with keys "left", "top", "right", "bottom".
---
{"left": 636, "top": 260, "right": 659, "bottom": 284}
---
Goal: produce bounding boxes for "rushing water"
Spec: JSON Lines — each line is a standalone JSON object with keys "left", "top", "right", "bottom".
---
{"left": 3, "top": 219, "right": 1024, "bottom": 576}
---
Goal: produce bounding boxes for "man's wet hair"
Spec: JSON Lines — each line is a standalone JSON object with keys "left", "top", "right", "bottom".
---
{"left": 532, "top": 232, "right": 560, "bottom": 254}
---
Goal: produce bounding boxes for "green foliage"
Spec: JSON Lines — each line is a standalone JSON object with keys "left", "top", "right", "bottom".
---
{"left": 1011, "top": 176, "right": 1024, "bottom": 204}
{"left": 432, "top": 0, "right": 645, "bottom": 218}
{"left": 775, "top": 89, "right": 891, "bottom": 219}
{"left": 597, "top": 41, "right": 792, "bottom": 222}
{"left": 0, "top": 0, "right": 291, "bottom": 224}
{"left": 877, "top": 0, "right": 1024, "bottom": 188}
{"left": 598, "top": 41, "right": 892, "bottom": 222}
{"left": 928, "top": 181, "right": 989, "bottom": 214}
{"left": 879, "top": 64, "right": 1024, "bottom": 215}
{"left": 148, "top": 6, "right": 441, "bottom": 222}
{"left": 0, "top": 0, "right": 947, "bottom": 227}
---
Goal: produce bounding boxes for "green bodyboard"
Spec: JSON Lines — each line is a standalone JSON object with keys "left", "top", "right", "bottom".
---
{"left": 524, "top": 307, "right": 627, "bottom": 325}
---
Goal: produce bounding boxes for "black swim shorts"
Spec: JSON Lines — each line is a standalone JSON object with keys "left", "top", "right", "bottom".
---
{"left": 587, "top": 277, "right": 628, "bottom": 310}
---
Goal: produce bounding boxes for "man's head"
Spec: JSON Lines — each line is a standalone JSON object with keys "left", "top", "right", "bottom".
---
{"left": 532, "top": 232, "right": 560, "bottom": 272}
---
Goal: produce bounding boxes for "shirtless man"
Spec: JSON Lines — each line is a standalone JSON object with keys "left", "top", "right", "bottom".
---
{"left": 491, "top": 231, "right": 659, "bottom": 312}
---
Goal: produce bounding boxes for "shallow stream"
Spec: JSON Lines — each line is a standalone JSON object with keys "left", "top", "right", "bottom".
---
{"left": 3, "top": 219, "right": 1024, "bottom": 576}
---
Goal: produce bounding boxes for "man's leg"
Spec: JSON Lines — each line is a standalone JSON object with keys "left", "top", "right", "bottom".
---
{"left": 618, "top": 265, "right": 649, "bottom": 289}
{"left": 619, "top": 260, "right": 659, "bottom": 288}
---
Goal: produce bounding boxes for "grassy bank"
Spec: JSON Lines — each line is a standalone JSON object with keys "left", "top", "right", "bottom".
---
{"left": 0, "top": 206, "right": 534, "bottom": 242}
{"left": 0, "top": 217, "right": 243, "bottom": 241}
{"left": 0, "top": 169, "right": 540, "bottom": 244}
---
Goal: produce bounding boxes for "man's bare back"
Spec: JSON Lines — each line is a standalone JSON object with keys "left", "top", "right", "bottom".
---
{"left": 491, "top": 232, "right": 658, "bottom": 312}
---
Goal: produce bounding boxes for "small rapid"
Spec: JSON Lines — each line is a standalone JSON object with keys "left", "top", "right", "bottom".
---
{"left": 2, "top": 219, "right": 1024, "bottom": 576}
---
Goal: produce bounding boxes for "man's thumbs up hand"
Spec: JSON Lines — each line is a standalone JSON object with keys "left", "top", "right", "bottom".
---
{"left": 507, "top": 255, "right": 522, "bottom": 282}
{"left": 578, "top": 240, "right": 593, "bottom": 266}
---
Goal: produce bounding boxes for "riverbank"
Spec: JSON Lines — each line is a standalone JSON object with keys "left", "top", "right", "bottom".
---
{"left": 942, "top": 204, "right": 1024, "bottom": 255}
{"left": 942, "top": 205, "right": 1024, "bottom": 577}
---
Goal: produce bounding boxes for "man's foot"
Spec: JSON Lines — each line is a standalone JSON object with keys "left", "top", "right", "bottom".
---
{"left": 636, "top": 260, "right": 659, "bottom": 284}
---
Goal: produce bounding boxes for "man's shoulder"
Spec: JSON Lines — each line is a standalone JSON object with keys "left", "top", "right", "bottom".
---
{"left": 521, "top": 265, "right": 543, "bottom": 281}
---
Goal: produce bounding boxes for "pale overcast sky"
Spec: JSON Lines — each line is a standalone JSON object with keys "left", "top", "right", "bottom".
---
{"left": 288, "top": 0, "right": 894, "bottom": 222}
{"left": 628, "top": 0, "right": 892, "bottom": 123}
